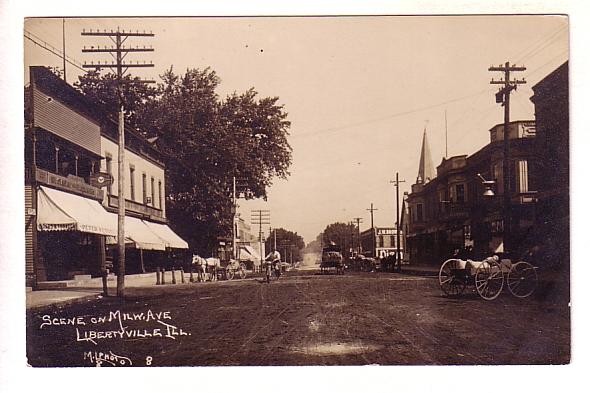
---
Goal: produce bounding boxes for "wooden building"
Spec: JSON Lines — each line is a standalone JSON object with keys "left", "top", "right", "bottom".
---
{"left": 25, "top": 66, "right": 187, "bottom": 288}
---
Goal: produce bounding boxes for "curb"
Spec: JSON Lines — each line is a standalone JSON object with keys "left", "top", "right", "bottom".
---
{"left": 26, "top": 292, "right": 104, "bottom": 310}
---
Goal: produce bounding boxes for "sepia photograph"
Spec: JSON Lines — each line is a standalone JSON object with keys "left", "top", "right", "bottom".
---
{"left": 2, "top": 1, "right": 588, "bottom": 392}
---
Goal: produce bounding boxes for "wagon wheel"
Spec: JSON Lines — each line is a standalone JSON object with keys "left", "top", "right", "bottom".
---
{"left": 507, "top": 261, "right": 538, "bottom": 298}
{"left": 474, "top": 259, "right": 504, "bottom": 300}
{"left": 238, "top": 263, "right": 247, "bottom": 279}
{"left": 226, "top": 267, "right": 235, "bottom": 280}
{"left": 438, "top": 259, "right": 467, "bottom": 297}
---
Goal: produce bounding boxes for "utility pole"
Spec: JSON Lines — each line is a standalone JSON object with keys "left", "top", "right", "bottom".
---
{"left": 353, "top": 217, "right": 363, "bottom": 255}
{"left": 390, "top": 173, "right": 406, "bottom": 272}
{"left": 366, "top": 203, "right": 378, "bottom": 258}
{"left": 251, "top": 210, "right": 270, "bottom": 270}
{"left": 62, "top": 19, "right": 66, "bottom": 82}
{"left": 232, "top": 176, "right": 237, "bottom": 259}
{"left": 444, "top": 109, "right": 448, "bottom": 159}
{"left": 82, "top": 27, "right": 154, "bottom": 297}
{"left": 489, "top": 62, "right": 526, "bottom": 256}
{"left": 366, "top": 203, "right": 377, "bottom": 229}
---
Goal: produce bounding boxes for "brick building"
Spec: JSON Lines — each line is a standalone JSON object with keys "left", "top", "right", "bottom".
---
{"left": 406, "top": 121, "right": 538, "bottom": 265}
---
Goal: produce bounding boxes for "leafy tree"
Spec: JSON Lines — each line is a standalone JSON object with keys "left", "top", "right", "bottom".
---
{"left": 75, "top": 67, "right": 292, "bottom": 255}
{"left": 322, "top": 222, "right": 359, "bottom": 257}
{"left": 75, "top": 70, "right": 158, "bottom": 132}
{"left": 265, "top": 228, "right": 305, "bottom": 262}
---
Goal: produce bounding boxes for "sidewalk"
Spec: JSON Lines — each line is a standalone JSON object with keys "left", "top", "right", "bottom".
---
{"left": 27, "top": 272, "right": 167, "bottom": 309}
{"left": 26, "top": 270, "right": 266, "bottom": 309}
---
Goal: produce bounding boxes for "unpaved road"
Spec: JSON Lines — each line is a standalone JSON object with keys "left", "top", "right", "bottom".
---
{"left": 26, "top": 270, "right": 569, "bottom": 366}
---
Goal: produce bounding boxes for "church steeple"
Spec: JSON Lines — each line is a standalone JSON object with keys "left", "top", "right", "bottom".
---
{"left": 416, "top": 128, "right": 435, "bottom": 184}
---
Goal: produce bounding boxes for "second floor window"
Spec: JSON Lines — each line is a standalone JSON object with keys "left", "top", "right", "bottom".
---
{"left": 517, "top": 160, "right": 529, "bottom": 193}
{"left": 129, "top": 165, "right": 135, "bottom": 200}
{"left": 151, "top": 177, "right": 155, "bottom": 206}
{"left": 456, "top": 184, "right": 465, "bottom": 203}
{"left": 158, "top": 180, "right": 162, "bottom": 209}
{"left": 105, "top": 154, "right": 112, "bottom": 195}
{"left": 416, "top": 203, "right": 424, "bottom": 222}
{"left": 142, "top": 173, "right": 147, "bottom": 204}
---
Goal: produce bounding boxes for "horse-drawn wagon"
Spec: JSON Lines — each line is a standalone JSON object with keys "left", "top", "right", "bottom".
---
{"left": 192, "top": 255, "right": 247, "bottom": 281}
{"left": 320, "top": 244, "right": 345, "bottom": 275}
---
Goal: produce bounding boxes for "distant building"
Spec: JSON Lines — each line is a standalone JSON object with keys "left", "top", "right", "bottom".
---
{"left": 359, "top": 227, "right": 404, "bottom": 260}
{"left": 235, "top": 216, "right": 264, "bottom": 270}
{"left": 406, "top": 120, "right": 538, "bottom": 264}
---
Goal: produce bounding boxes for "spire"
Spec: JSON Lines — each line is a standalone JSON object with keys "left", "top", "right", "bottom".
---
{"left": 416, "top": 127, "right": 435, "bottom": 184}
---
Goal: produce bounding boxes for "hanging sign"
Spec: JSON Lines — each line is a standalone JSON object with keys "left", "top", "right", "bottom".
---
{"left": 90, "top": 172, "right": 114, "bottom": 188}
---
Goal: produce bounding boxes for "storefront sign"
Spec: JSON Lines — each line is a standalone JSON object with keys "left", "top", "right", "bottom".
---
{"left": 376, "top": 228, "right": 395, "bottom": 235}
{"left": 36, "top": 168, "right": 103, "bottom": 200}
{"left": 90, "top": 172, "right": 114, "bottom": 188}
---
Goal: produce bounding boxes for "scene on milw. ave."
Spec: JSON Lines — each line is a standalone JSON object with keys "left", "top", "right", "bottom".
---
{"left": 22, "top": 16, "right": 569, "bottom": 368}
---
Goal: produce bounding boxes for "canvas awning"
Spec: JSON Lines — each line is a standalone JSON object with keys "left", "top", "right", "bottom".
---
{"left": 37, "top": 186, "right": 117, "bottom": 236}
{"left": 239, "top": 245, "right": 262, "bottom": 264}
{"left": 123, "top": 216, "right": 167, "bottom": 251}
{"left": 142, "top": 221, "right": 189, "bottom": 249}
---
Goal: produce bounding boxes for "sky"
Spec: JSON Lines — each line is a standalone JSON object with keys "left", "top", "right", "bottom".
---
{"left": 22, "top": 16, "right": 569, "bottom": 243}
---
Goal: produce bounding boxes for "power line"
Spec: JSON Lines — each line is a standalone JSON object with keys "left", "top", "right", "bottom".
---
{"left": 291, "top": 88, "right": 494, "bottom": 139}
{"left": 513, "top": 25, "right": 568, "bottom": 65}
{"left": 526, "top": 49, "right": 569, "bottom": 81}
{"left": 24, "top": 31, "right": 86, "bottom": 73}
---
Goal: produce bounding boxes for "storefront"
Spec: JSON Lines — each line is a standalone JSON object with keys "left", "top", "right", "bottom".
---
{"left": 106, "top": 216, "right": 189, "bottom": 274}
{"left": 35, "top": 185, "right": 116, "bottom": 281}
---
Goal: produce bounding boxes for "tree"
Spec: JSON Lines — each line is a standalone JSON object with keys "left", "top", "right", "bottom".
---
{"left": 75, "top": 67, "right": 292, "bottom": 255}
{"left": 265, "top": 228, "right": 305, "bottom": 263}
{"left": 75, "top": 70, "right": 158, "bottom": 131}
{"left": 322, "top": 222, "right": 358, "bottom": 257}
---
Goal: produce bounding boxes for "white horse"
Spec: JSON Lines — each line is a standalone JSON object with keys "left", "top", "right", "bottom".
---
{"left": 192, "top": 255, "right": 222, "bottom": 282}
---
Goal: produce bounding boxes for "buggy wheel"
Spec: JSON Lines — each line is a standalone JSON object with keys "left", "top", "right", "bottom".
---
{"left": 226, "top": 268, "right": 235, "bottom": 280}
{"left": 438, "top": 259, "right": 467, "bottom": 297}
{"left": 475, "top": 260, "right": 504, "bottom": 300}
{"left": 507, "top": 261, "right": 538, "bottom": 298}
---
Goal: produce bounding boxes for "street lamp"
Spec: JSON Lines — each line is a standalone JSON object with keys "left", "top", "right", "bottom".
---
{"left": 477, "top": 173, "right": 496, "bottom": 197}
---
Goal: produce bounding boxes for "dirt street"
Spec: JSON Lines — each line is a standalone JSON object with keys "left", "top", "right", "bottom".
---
{"left": 26, "top": 270, "right": 570, "bottom": 366}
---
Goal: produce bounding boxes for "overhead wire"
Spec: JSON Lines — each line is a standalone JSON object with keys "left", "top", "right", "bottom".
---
{"left": 24, "top": 31, "right": 87, "bottom": 73}
{"left": 513, "top": 24, "right": 568, "bottom": 65}
{"left": 291, "top": 87, "right": 495, "bottom": 139}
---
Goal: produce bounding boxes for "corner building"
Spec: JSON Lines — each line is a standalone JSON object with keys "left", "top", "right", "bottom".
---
{"left": 406, "top": 121, "right": 538, "bottom": 265}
